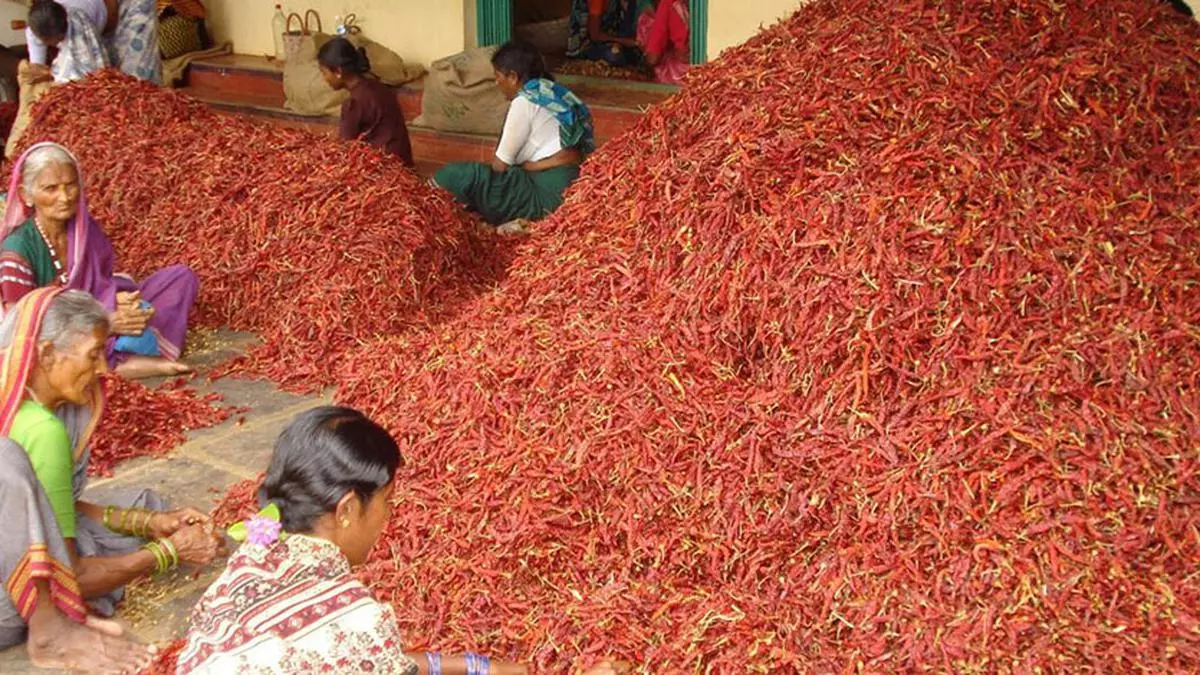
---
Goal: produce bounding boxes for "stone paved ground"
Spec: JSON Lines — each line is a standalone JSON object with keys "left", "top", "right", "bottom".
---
{"left": 0, "top": 331, "right": 326, "bottom": 674}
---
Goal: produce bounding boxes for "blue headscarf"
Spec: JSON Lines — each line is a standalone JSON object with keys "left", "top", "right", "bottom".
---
{"left": 518, "top": 78, "right": 596, "bottom": 156}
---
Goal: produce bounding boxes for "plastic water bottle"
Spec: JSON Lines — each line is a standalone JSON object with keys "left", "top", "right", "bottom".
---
{"left": 334, "top": 15, "right": 348, "bottom": 36}
{"left": 272, "top": 5, "right": 287, "bottom": 60}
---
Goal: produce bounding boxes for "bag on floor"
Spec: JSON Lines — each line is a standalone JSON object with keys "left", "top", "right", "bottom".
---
{"left": 337, "top": 15, "right": 426, "bottom": 86}
{"left": 282, "top": 10, "right": 348, "bottom": 117}
{"left": 415, "top": 46, "right": 507, "bottom": 135}
{"left": 158, "top": 14, "right": 203, "bottom": 60}
{"left": 350, "top": 36, "right": 425, "bottom": 86}
{"left": 6, "top": 61, "right": 54, "bottom": 158}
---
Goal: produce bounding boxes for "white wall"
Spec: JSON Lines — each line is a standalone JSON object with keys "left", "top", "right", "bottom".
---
{"left": 206, "top": 0, "right": 470, "bottom": 66}
{"left": 0, "top": 0, "right": 29, "bottom": 47}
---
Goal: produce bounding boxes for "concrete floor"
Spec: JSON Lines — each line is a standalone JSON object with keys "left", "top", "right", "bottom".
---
{"left": 0, "top": 331, "right": 327, "bottom": 674}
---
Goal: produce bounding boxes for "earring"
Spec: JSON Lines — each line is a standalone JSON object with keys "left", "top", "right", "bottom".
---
{"left": 341, "top": 519, "right": 350, "bottom": 528}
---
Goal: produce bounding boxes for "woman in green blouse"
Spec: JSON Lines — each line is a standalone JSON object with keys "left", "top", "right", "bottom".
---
{"left": 0, "top": 288, "right": 219, "bottom": 624}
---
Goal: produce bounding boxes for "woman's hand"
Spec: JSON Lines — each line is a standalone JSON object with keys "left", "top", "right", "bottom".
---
{"left": 109, "top": 303, "right": 154, "bottom": 336}
{"left": 115, "top": 291, "right": 140, "bottom": 308}
{"left": 168, "top": 523, "right": 220, "bottom": 567}
{"left": 148, "top": 508, "right": 210, "bottom": 539}
{"left": 20, "top": 63, "right": 52, "bottom": 86}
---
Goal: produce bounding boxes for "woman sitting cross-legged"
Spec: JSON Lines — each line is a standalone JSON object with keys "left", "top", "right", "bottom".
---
{"left": 1, "top": 142, "right": 199, "bottom": 379}
{"left": 181, "top": 406, "right": 628, "bottom": 675}
{"left": 0, "top": 438, "right": 153, "bottom": 674}
{"left": 433, "top": 42, "right": 594, "bottom": 229}
{"left": 0, "top": 288, "right": 220, "bottom": 619}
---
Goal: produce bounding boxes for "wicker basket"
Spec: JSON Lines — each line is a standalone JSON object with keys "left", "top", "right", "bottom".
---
{"left": 514, "top": 17, "right": 570, "bottom": 56}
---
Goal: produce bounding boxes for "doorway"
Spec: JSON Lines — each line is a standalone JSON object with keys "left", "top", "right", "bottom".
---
{"left": 477, "top": 0, "right": 707, "bottom": 82}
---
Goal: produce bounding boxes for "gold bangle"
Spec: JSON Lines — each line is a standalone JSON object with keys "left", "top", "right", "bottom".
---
{"left": 102, "top": 505, "right": 116, "bottom": 530}
{"left": 139, "top": 511, "right": 152, "bottom": 538}
{"left": 118, "top": 508, "right": 131, "bottom": 534}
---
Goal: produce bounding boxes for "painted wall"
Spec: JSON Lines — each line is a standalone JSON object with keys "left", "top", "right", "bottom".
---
{"left": 9, "top": 0, "right": 1186, "bottom": 66}
{"left": 202, "top": 0, "right": 803, "bottom": 66}
{"left": 0, "top": 0, "right": 29, "bottom": 47}
{"left": 204, "top": 0, "right": 469, "bottom": 65}
{"left": 706, "top": 0, "right": 805, "bottom": 60}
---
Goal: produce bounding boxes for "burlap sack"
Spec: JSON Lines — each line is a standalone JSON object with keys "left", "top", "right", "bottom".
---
{"left": 6, "top": 61, "right": 54, "bottom": 158}
{"left": 348, "top": 35, "right": 425, "bottom": 86}
{"left": 335, "top": 15, "right": 426, "bottom": 87}
{"left": 282, "top": 12, "right": 348, "bottom": 117}
{"left": 414, "top": 47, "right": 507, "bottom": 135}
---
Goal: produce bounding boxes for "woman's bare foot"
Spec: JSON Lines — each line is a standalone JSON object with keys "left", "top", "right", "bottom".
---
{"left": 496, "top": 218, "right": 531, "bottom": 235}
{"left": 114, "top": 355, "right": 193, "bottom": 380}
{"left": 27, "top": 609, "right": 151, "bottom": 674}
{"left": 84, "top": 614, "right": 125, "bottom": 637}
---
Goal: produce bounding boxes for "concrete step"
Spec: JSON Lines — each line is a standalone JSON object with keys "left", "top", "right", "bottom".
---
{"left": 180, "top": 54, "right": 676, "bottom": 166}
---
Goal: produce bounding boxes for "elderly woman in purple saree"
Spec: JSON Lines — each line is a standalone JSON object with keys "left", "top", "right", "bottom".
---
{"left": 0, "top": 142, "right": 197, "bottom": 379}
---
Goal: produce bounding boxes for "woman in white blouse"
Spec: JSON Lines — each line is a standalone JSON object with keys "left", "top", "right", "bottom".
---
{"left": 23, "top": 0, "right": 161, "bottom": 86}
{"left": 433, "top": 42, "right": 595, "bottom": 229}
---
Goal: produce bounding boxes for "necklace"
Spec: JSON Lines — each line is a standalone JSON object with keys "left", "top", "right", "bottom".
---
{"left": 33, "top": 217, "right": 69, "bottom": 286}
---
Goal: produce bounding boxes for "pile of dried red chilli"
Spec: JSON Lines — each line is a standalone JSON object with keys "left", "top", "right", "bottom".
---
{"left": 89, "top": 376, "right": 237, "bottom": 477}
{"left": 330, "top": 0, "right": 1196, "bottom": 670}
{"left": 15, "top": 73, "right": 506, "bottom": 392}
{"left": 42, "top": 0, "right": 1200, "bottom": 670}
{"left": 0, "top": 101, "right": 17, "bottom": 147}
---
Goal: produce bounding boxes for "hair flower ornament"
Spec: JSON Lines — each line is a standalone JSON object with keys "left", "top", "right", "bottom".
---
{"left": 227, "top": 503, "right": 286, "bottom": 546}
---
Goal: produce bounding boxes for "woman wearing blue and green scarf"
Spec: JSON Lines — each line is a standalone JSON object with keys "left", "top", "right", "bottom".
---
{"left": 433, "top": 42, "right": 594, "bottom": 227}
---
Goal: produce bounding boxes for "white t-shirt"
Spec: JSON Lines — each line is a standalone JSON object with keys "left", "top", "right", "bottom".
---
{"left": 494, "top": 96, "right": 564, "bottom": 166}
{"left": 26, "top": 0, "right": 108, "bottom": 66}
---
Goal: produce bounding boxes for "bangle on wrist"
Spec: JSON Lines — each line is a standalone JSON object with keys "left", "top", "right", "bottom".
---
{"left": 142, "top": 538, "right": 178, "bottom": 574}
{"left": 426, "top": 652, "right": 442, "bottom": 675}
{"left": 465, "top": 653, "right": 491, "bottom": 675}
{"left": 102, "top": 505, "right": 116, "bottom": 530}
{"left": 160, "top": 537, "right": 179, "bottom": 568}
{"left": 142, "top": 541, "right": 166, "bottom": 574}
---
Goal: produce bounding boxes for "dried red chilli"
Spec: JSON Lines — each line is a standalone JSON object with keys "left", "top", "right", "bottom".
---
{"left": 74, "top": 0, "right": 1200, "bottom": 671}
{"left": 208, "top": 475, "right": 262, "bottom": 527}
{"left": 0, "top": 101, "right": 18, "bottom": 148}
{"left": 14, "top": 71, "right": 512, "bottom": 394}
{"left": 329, "top": 1, "right": 1200, "bottom": 671}
{"left": 90, "top": 375, "right": 238, "bottom": 477}
{"left": 141, "top": 638, "right": 185, "bottom": 675}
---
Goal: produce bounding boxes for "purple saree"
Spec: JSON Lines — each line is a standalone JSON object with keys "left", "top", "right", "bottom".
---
{"left": 1, "top": 143, "right": 197, "bottom": 366}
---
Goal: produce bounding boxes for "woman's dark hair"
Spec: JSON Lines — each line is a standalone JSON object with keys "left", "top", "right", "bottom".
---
{"left": 1165, "top": 0, "right": 1194, "bottom": 17}
{"left": 260, "top": 406, "right": 401, "bottom": 532}
{"left": 491, "top": 41, "right": 553, "bottom": 84}
{"left": 29, "top": 0, "right": 69, "bottom": 42}
{"left": 318, "top": 37, "right": 371, "bottom": 75}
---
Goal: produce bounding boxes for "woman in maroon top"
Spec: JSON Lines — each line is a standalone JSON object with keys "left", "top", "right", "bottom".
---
{"left": 319, "top": 38, "right": 414, "bottom": 168}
